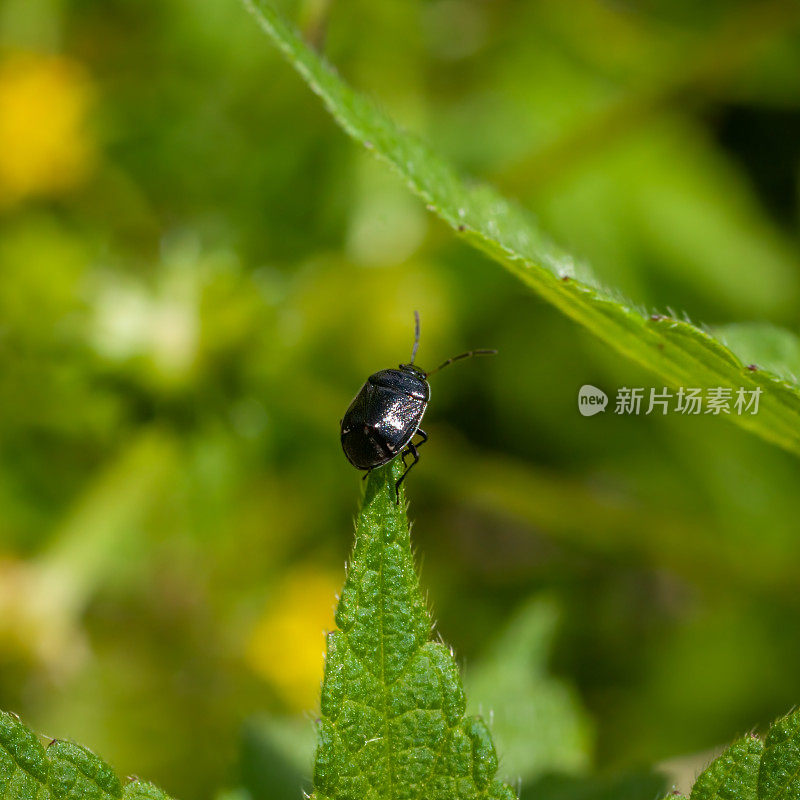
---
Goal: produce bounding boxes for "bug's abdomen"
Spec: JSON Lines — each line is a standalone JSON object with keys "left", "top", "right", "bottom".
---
{"left": 341, "top": 425, "right": 389, "bottom": 469}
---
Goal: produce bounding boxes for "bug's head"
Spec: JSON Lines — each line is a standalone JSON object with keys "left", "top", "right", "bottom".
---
{"left": 398, "top": 363, "right": 427, "bottom": 380}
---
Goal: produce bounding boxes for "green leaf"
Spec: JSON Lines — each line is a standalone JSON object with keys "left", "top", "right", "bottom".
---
{"left": 122, "top": 782, "right": 176, "bottom": 800}
{"left": 690, "top": 736, "right": 763, "bottom": 800}
{"left": 464, "top": 598, "right": 592, "bottom": 782}
{"left": 680, "top": 711, "right": 800, "bottom": 800}
{"left": 715, "top": 324, "right": 800, "bottom": 385}
{"left": 0, "top": 712, "right": 49, "bottom": 800}
{"left": 0, "top": 712, "right": 176, "bottom": 800}
{"left": 47, "top": 741, "right": 122, "bottom": 800}
{"left": 239, "top": 716, "right": 312, "bottom": 800}
{"left": 314, "top": 459, "right": 516, "bottom": 800}
{"left": 758, "top": 710, "right": 800, "bottom": 800}
{"left": 522, "top": 770, "right": 666, "bottom": 800}
{"left": 242, "top": 0, "right": 800, "bottom": 458}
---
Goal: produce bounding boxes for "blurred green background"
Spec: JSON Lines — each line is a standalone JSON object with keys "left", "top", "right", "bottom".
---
{"left": 1, "top": 0, "right": 800, "bottom": 798}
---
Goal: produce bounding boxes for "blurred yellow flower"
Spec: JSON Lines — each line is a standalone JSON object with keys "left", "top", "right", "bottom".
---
{"left": 246, "top": 566, "right": 340, "bottom": 712}
{"left": 0, "top": 52, "right": 94, "bottom": 206}
{"left": 0, "top": 557, "right": 87, "bottom": 673}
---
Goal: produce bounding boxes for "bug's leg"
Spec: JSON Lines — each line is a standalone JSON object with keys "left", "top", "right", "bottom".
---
{"left": 394, "top": 443, "right": 419, "bottom": 504}
{"left": 399, "top": 435, "right": 418, "bottom": 468}
{"left": 362, "top": 467, "right": 372, "bottom": 481}
{"left": 413, "top": 428, "right": 428, "bottom": 448}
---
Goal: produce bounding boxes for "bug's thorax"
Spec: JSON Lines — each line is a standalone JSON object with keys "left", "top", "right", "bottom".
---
{"left": 366, "top": 365, "right": 430, "bottom": 402}
{"left": 397, "top": 363, "right": 431, "bottom": 399}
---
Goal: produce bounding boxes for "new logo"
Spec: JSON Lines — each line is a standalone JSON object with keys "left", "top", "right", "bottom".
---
{"left": 578, "top": 384, "right": 608, "bottom": 416}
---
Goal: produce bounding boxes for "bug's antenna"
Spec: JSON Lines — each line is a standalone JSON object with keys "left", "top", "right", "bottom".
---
{"left": 410, "top": 310, "right": 421, "bottom": 365}
{"left": 426, "top": 348, "right": 497, "bottom": 377}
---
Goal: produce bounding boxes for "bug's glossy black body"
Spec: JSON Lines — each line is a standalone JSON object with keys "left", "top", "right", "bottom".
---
{"left": 340, "top": 312, "right": 495, "bottom": 502}
{"left": 341, "top": 365, "right": 430, "bottom": 470}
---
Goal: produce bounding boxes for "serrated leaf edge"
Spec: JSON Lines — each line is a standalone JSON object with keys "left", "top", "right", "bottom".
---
{"left": 0, "top": 711, "right": 176, "bottom": 800}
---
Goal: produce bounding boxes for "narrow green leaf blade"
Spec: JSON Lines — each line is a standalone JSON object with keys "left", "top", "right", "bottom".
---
{"left": 243, "top": 0, "right": 800, "bottom": 458}
{"left": 715, "top": 324, "right": 800, "bottom": 384}
{"left": 0, "top": 712, "right": 49, "bottom": 800}
{"left": 315, "top": 460, "right": 516, "bottom": 800}
{"left": 758, "top": 709, "right": 800, "bottom": 800}
{"left": 690, "top": 736, "right": 763, "bottom": 800}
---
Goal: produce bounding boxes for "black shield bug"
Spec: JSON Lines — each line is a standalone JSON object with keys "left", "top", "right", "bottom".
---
{"left": 340, "top": 311, "right": 496, "bottom": 502}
